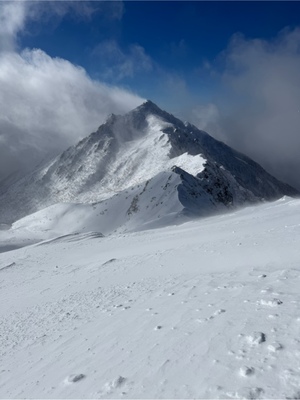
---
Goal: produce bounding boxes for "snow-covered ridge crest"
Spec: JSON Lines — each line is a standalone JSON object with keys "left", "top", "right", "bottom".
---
{"left": 0, "top": 100, "right": 298, "bottom": 228}
{"left": 101, "top": 114, "right": 205, "bottom": 193}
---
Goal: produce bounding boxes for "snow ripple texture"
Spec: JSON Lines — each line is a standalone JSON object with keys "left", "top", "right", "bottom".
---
{"left": 0, "top": 197, "right": 300, "bottom": 398}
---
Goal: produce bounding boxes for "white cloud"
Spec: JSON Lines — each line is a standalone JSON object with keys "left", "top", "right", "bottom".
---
{"left": 0, "top": 1, "right": 27, "bottom": 51}
{"left": 36, "top": 1, "right": 124, "bottom": 23}
{"left": 0, "top": 48, "right": 143, "bottom": 182}
{"left": 0, "top": 1, "right": 122, "bottom": 52}
{"left": 0, "top": 1, "right": 143, "bottom": 183}
{"left": 190, "top": 103, "right": 221, "bottom": 135}
{"left": 191, "top": 28, "right": 300, "bottom": 190}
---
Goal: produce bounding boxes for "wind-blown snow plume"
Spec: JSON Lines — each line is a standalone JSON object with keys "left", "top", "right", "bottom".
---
{"left": 0, "top": 1, "right": 143, "bottom": 183}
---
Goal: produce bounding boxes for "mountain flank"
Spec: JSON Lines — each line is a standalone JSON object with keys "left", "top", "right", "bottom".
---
{"left": 0, "top": 100, "right": 298, "bottom": 233}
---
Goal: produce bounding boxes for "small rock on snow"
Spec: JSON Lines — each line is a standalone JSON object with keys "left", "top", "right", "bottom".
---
{"left": 268, "top": 342, "right": 283, "bottom": 352}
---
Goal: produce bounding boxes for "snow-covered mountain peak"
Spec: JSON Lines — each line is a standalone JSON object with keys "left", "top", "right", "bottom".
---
{"left": 0, "top": 100, "right": 298, "bottom": 228}
{"left": 134, "top": 99, "right": 162, "bottom": 114}
{"left": 93, "top": 113, "right": 205, "bottom": 195}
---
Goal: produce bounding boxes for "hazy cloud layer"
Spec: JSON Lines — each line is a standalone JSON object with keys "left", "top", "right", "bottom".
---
{"left": 0, "top": 1, "right": 123, "bottom": 52}
{"left": 0, "top": 1, "right": 27, "bottom": 51}
{"left": 92, "top": 39, "right": 153, "bottom": 81}
{"left": 191, "top": 28, "right": 300, "bottom": 190}
{"left": 0, "top": 1, "right": 142, "bottom": 183}
{"left": 0, "top": 48, "right": 143, "bottom": 182}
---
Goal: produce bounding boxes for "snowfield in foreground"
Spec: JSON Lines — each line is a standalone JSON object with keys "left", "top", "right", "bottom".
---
{"left": 1, "top": 197, "right": 300, "bottom": 399}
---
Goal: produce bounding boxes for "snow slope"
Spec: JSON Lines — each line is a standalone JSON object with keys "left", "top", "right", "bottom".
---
{"left": 0, "top": 100, "right": 297, "bottom": 225}
{"left": 1, "top": 197, "right": 300, "bottom": 398}
{"left": 0, "top": 169, "right": 217, "bottom": 252}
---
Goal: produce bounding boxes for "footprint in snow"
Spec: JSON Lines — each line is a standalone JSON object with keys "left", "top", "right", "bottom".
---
{"left": 208, "top": 309, "right": 226, "bottom": 320}
{"left": 102, "top": 376, "right": 126, "bottom": 394}
{"left": 258, "top": 298, "right": 283, "bottom": 307}
{"left": 238, "top": 387, "right": 264, "bottom": 399}
{"left": 268, "top": 314, "right": 279, "bottom": 319}
{"left": 246, "top": 332, "right": 266, "bottom": 345}
{"left": 240, "top": 366, "right": 255, "bottom": 377}
{"left": 196, "top": 309, "right": 226, "bottom": 323}
{"left": 214, "top": 309, "right": 226, "bottom": 315}
{"left": 235, "top": 350, "right": 247, "bottom": 360}
{"left": 64, "top": 374, "right": 85, "bottom": 384}
{"left": 268, "top": 342, "right": 283, "bottom": 352}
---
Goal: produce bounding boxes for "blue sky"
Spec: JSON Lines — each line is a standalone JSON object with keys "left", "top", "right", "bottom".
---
{"left": 20, "top": 1, "right": 300, "bottom": 109}
{"left": 1, "top": 1, "right": 300, "bottom": 190}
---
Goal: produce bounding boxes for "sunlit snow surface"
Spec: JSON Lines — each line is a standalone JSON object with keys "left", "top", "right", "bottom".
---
{"left": 79, "top": 115, "right": 205, "bottom": 200}
{"left": 1, "top": 197, "right": 300, "bottom": 399}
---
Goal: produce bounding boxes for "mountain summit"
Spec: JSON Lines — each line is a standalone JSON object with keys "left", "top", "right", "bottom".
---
{"left": 0, "top": 100, "right": 298, "bottom": 233}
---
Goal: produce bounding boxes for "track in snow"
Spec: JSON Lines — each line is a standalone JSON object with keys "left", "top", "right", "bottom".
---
{"left": 0, "top": 197, "right": 300, "bottom": 398}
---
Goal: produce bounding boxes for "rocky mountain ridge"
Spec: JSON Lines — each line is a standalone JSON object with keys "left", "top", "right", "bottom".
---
{"left": 0, "top": 100, "right": 298, "bottom": 232}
